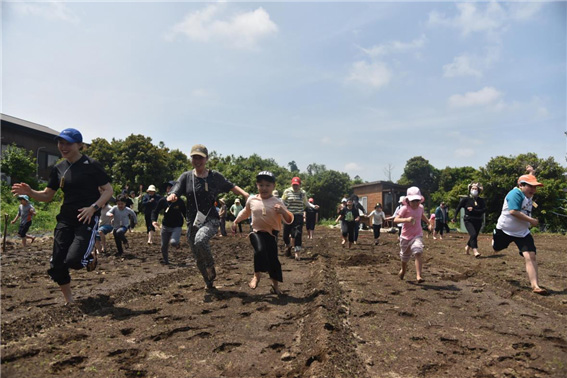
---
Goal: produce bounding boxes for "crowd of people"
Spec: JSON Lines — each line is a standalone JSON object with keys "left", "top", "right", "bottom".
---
{"left": 10, "top": 128, "right": 549, "bottom": 302}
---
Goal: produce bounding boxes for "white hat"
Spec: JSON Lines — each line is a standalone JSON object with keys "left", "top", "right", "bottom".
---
{"left": 406, "top": 186, "right": 424, "bottom": 203}
{"left": 146, "top": 184, "right": 157, "bottom": 192}
{"left": 398, "top": 196, "right": 406, "bottom": 203}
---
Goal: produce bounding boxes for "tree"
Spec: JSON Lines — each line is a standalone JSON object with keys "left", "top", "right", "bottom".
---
{"left": 304, "top": 169, "right": 352, "bottom": 219}
{"left": 0, "top": 144, "right": 37, "bottom": 184}
{"left": 383, "top": 163, "right": 395, "bottom": 182}
{"left": 112, "top": 134, "right": 169, "bottom": 191}
{"left": 398, "top": 156, "right": 439, "bottom": 208}
{"left": 288, "top": 160, "right": 299, "bottom": 173}
{"left": 86, "top": 138, "right": 116, "bottom": 175}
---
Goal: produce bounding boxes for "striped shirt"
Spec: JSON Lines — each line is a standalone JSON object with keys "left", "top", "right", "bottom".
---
{"left": 282, "top": 188, "right": 311, "bottom": 214}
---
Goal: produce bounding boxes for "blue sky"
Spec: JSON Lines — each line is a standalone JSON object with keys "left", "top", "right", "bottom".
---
{"left": 3, "top": 1, "right": 566, "bottom": 182}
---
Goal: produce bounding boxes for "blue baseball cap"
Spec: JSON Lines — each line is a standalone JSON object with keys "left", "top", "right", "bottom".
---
{"left": 17, "top": 195, "right": 30, "bottom": 201}
{"left": 56, "top": 128, "right": 83, "bottom": 143}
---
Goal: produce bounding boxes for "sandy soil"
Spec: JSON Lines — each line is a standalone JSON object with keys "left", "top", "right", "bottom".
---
{"left": 1, "top": 227, "right": 566, "bottom": 377}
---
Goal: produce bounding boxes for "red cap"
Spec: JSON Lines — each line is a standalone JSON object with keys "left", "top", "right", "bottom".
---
{"left": 291, "top": 177, "right": 301, "bottom": 185}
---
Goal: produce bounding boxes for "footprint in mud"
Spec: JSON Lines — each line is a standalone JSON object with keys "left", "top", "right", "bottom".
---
{"left": 240, "top": 311, "right": 252, "bottom": 317}
{"left": 167, "top": 294, "right": 186, "bottom": 304}
{"left": 49, "top": 355, "right": 87, "bottom": 373}
{"left": 213, "top": 342, "right": 242, "bottom": 353}
{"left": 188, "top": 331, "right": 212, "bottom": 340}
{"left": 108, "top": 348, "right": 144, "bottom": 365}
{"left": 397, "top": 311, "right": 415, "bottom": 317}
{"left": 358, "top": 311, "right": 377, "bottom": 318}
{"left": 262, "top": 343, "right": 285, "bottom": 353}
{"left": 120, "top": 328, "right": 135, "bottom": 336}
{"left": 512, "top": 342, "right": 535, "bottom": 350}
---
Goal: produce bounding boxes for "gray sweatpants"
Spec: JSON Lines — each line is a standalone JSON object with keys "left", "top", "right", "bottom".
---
{"left": 188, "top": 217, "right": 220, "bottom": 286}
{"left": 160, "top": 226, "right": 182, "bottom": 264}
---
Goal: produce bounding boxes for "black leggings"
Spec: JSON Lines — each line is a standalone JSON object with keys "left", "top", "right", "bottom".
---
{"left": 464, "top": 219, "right": 482, "bottom": 249}
{"left": 249, "top": 231, "right": 282, "bottom": 282}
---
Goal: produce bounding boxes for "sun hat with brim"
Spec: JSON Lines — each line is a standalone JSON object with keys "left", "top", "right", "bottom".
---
{"left": 518, "top": 174, "right": 543, "bottom": 187}
{"left": 190, "top": 144, "right": 208, "bottom": 158}
{"left": 56, "top": 128, "right": 83, "bottom": 143}
{"left": 291, "top": 177, "right": 301, "bottom": 185}
{"left": 398, "top": 196, "right": 406, "bottom": 204}
{"left": 405, "top": 186, "right": 424, "bottom": 203}
{"left": 146, "top": 184, "right": 157, "bottom": 192}
{"left": 17, "top": 195, "right": 30, "bottom": 201}
{"left": 235, "top": 199, "right": 241, "bottom": 203}
{"left": 256, "top": 171, "right": 276, "bottom": 183}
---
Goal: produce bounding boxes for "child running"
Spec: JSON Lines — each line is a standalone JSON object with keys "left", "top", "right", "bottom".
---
{"left": 394, "top": 187, "right": 429, "bottom": 283}
{"left": 232, "top": 171, "right": 293, "bottom": 295}
{"left": 335, "top": 199, "right": 360, "bottom": 249}
{"left": 492, "top": 169, "right": 547, "bottom": 295}
{"left": 107, "top": 194, "right": 137, "bottom": 257}
{"left": 368, "top": 203, "right": 386, "bottom": 245}
{"left": 11, "top": 195, "right": 36, "bottom": 247}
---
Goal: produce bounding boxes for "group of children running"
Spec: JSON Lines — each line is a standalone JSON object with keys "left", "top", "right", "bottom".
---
{"left": 11, "top": 164, "right": 548, "bottom": 297}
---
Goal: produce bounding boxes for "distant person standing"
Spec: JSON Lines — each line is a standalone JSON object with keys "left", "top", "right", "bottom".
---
{"left": 368, "top": 203, "right": 386, "bottom": 245}
{"left": 12, "top": 128, "right": 113, "bottom": 304}
{"left": 11, "top": 195, "right": 36, "bottom": 247}
{"left": 304, "top": 198, "right": 319, "bottom": 240}
{"left": 141, "top": 185, "right": 161, "bottom": 245}
{"left": 152, "top": 181, "right": 187, "bottom": 265}
{"left": 351, "top": 195, "right": 366, "bottom": 244}
{"left": 281, "top": 177, "right": 319, "bottom": 260}
{"left": 230, "top": 199, "right": 244, "bottom": 236}
{"left": 433, "top": 202, "right": 447, "bottom": 240}
{"left": 168, "top": 144, "right": 249, "bottom": 290}
{"left": 218, "top": 198, "right": 228, "bottom": 237}
{"left": 453, "top": 182, "right": 486, "bottom": 258}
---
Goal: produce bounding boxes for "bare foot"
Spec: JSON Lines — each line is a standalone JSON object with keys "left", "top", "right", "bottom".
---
{"left": 532, "top": 287, "right": 548, "bottom": 295}
{"left": 474, "top": 250, "right": 481, "bottom": 258}
{"left": 417, "top": 278, "right": 425, "bottom": 283}
{"left": 398, "top": 269, "right": 405, "bottom": 280}
{"left": 270, "top": 284, "right": 282, "bottom": 295}
{"left": 464, "top": 245, "right": 470, "bottom": 255}
{"left": 248, "top": 276, "right": 259, "bottom": 289}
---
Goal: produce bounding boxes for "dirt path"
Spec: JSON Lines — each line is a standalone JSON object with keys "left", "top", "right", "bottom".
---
{"left": 2, "top": 228, "right": 566, "bottom": 377}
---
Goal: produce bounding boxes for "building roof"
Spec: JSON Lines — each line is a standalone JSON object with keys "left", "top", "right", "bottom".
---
{"left": 351, "top": 180, "right": 409, "bottom": 190}
{"left": 1, "top": 113, "right": 60, "bottom": 137}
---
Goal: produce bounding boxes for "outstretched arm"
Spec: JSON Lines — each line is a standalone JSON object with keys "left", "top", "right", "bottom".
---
{"left": 12, "top": 183, "right": 57, "bottom": 203}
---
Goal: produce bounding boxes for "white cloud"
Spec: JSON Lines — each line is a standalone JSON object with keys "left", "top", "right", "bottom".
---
{"left": 361, "top": 34, "right": 427, "bottom": 57}
{"left": 454, "top": 148, "right": 475, "bottom": 158}
{"left": 347, "top": 61, "right": 392, "bottom": 89}
{"left": 428, "top": 2, "right": 541, "bottom": 37}
{"left": 12, "top": 2, "right": 80, "bottom": 24}
{"left": 167, "top": 5, "right": 278, "bottom": 49}
{"left": 345, "top": 162, "right": 363, "bottom": 172}
{"left": 448, "top": 87, "right": 503, "bottom": 108}
{"left": 443, "top": 55, "right": 482, "bottom": 78}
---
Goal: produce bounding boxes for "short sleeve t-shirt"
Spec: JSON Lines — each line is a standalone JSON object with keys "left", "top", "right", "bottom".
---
{"left": 399, "top": 204, "right": 424, "bottom": 240}
{"left": 340, "top": 206, "right": 358, "bottom": 224}
{"left": 47, "top": 155, "right": 111, "bottom": 222}
{"left": 18, "top": 203, "right": 35, "bottom": 225}
{"left": 496, "top": 187, "right": 532, "bottom": 237}
{"left": 171, "top": 170, "right": 235, "bottom": 223}
{"left": 238, "top": 195, "right": 292, "bottom": 233}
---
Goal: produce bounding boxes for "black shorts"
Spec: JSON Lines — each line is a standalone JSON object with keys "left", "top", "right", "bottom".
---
{"left": 492, "top": 229, "right": 536, "bottom": 256}
{"left": 18, "top": 221, "right": 32, "bottom": 237}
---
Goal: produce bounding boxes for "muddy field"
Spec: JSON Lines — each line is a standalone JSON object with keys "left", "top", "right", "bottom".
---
{"left": 1, "top": 226, "right": 566, "bottom": 377}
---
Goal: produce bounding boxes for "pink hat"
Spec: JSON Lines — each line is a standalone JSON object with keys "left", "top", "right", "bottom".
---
{"left": 308, "top": 197, "right": 314, "bottom": 203}
{"left": 405, "top": 186, "right": 424, "bottom": 203}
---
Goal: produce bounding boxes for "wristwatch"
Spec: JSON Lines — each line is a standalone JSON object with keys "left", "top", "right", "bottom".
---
{"left": 91, "top": 203, "right": 100, "bottom": 211}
